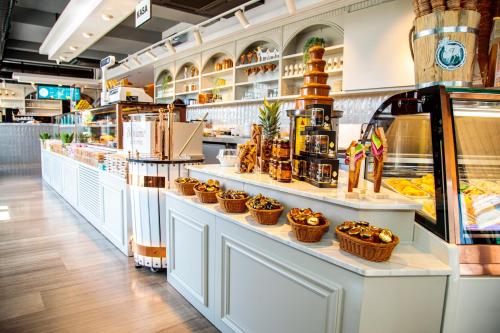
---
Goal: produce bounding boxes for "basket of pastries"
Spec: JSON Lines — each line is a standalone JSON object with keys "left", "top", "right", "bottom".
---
{"left": 287, "top": 208, "right": 330, "bottom": 243}
{"left": 175, "top": 177, "right": 200, "bottom": 196}
{"left": 194, "top": 179, "right": 221, "bottom": 203}
{"left": 335, "top": 221, "right": 399, "bottom": 262}
{"left": 245, "top": 194, "right": 284, "bottom": 225}
{"left": 216, "top": 190, "right": 249, "bottom": 213}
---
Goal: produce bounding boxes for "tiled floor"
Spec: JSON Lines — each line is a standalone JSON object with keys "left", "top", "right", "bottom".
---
{"left": 0, "top": 173, "right": 218, "bottom": 332}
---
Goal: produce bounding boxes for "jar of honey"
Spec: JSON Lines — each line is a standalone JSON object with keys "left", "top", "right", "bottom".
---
{"left": 269, "top": 158, "right": 277, "bottom": 179}
{"left": 271, "top": 139, "right": 279, "bottom": 159}
{"left": 277, "top": 160, "right": 292, "bottom": 183}
{"left": 277, "top": 139, "right": 290, "bottom": 160}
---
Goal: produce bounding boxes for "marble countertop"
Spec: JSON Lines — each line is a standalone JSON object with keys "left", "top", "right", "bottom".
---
{"left": 187, "top": 164, "right": 421, "bottom": 211}
{"left": 164, "top": 190, "right": 451, "bottom": 277}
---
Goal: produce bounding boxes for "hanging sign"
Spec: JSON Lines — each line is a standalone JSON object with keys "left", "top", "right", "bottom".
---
{"left": 135, "top": 0, "right": 151, "bottom": 28}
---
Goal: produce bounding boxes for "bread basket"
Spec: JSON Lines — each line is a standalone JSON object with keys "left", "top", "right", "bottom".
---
{"left": 216, "top": 193, "right": 249, "bottom": 213}
{"left": 194, "top": 187, "right": 218, "bottom": 203}
{"left": 175, "top": 180, "right": 198, "bottom": 196}
{"left": 245, "top": 202, "right": 284, "bottom": 225}
{"left": 335, "top": 226, "right": 399, "bottom": 262}
{"left": 287, "top": 213, "right": 330, "bottom": 243}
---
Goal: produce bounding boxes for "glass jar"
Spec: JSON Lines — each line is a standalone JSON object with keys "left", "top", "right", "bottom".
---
{"left": 293, "top": 158, "right": 307, "bottom": 178}
{"left": 316, "top": 163, "right": 332, "bottom": 183}
{"left": 277, "top": 139, "right": 290, "bottom": 159}
{"left": 271, "top": 139, "right": 279, "bottom": 158}
{"left": 277, "top": 160, "right": 292, "bottom": 183}
{"left": 269, "top": 158, "right": 277, "bottom": 179}
{"left": 311, "top": 108, "right": 324, "bottom": 127}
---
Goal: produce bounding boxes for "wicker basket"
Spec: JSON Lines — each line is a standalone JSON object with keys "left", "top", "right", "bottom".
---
{"left": 194, "top": 188, "right": 218, "bottom": 204}
{"left": 335, "top": 226, "right": 399, "bottom": 262}
{"left": 175, "top": 181, "right": 198, "bottom": 196}
{"left": 287, "top": 213, "right": 330, "bottom": 243}
{"left": 245, "top": 202, "right": 284, "bottom": 225}
{"left": 216, "top": 193, "right": 249, "bottom": 213}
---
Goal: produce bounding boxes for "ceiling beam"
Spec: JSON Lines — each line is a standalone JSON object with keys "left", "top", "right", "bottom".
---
{"left": 107, "top": 25, "right": 162, "bottom": 44}
{"left": 151, "top": 4, "right": 205, "bottom": 25}
{"left": 11, "top": 7, "right": 57, "bottom": 28}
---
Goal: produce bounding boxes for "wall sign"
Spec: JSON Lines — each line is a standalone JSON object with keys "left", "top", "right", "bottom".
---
{"left": 135, "top": 0, "right": 151, "bottom": 28}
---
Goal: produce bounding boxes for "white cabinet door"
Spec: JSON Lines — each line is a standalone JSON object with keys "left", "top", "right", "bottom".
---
{"left": 214, "top": 217, "right": 342, "bottom": 333}
{"left": 166, "top": 197, "right": 216, "bottom": 321}
{"left": 77, "top": 165, "right": 101, "bottom": 226}
{"left": 51, "top": 154, "right": 63, "bottom": 194}
{"left": 41, "top": 151, "right": 49, "bottom": 182}
{"left": 101, "top": 181, "right": 126, "bottom": 249}
{"left": 62, "top": 160, "right": 78, "bottom": 207}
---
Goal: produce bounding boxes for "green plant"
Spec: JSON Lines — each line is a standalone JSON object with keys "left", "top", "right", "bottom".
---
{"left": 303, "top": 36, "right": 326, "bottom": 63}
{"left": 39, "top": 132, "right": 51, "bottom": 140}
{"left": 161, "top": 74, "right": 172, "bottom": 91}
{"left": 60, "top": 132, "right": 74, "bottom": 144}
{"left": 258, "top": 98, "right": 281, "bottom": 139}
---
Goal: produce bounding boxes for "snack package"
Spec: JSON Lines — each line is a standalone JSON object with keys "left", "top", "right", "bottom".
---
{"left": 236, "top": 142, "right": 257, "bottom": 173}
{"left": 345, "top": 141, "right": 366, "bottom": 192}
{"left": 371, "top": 127, "right": 387, "bottom": 193}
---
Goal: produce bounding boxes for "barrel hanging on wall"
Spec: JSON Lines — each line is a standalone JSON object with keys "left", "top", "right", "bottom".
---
{"left": 413, "top": 9, "right": 481, "bottom": 88}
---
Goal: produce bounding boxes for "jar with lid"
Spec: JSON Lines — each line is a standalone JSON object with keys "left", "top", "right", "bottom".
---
{"left": 271, "top": 139, "right": 279, "bottom": 158}
{"left": 316, "top": 163, "right": 332, "bottom": 183}
{"left": 277, "top": 139, "right": 290, "bottom": 159}
{"left": 311, "top": 108, "right": 324, "bottom": 127}
{"left": 268, "top": 158, "right": 277, "bottom": 179}
{"left": 277, "top": 160, "right": 292, "bottom": 183}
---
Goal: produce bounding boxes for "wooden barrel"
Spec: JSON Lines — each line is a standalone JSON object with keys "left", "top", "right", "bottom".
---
{"left": 413, "top": 9, "right": 481, "bottom": 88}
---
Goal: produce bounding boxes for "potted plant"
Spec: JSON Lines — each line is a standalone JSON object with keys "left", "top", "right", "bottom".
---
{"left": 39, "top": 132, "right": 51, "bottom": 150}
{"left": 258, "top": 98, "right": 281, "bottom": 173}
{"left": 60, "top": 132, "right": 74, "bottom": 145}
{"left": 303, "top": 37, "right": 326, "bottom": 63}
{"left": 161, "top": 74, "right": 172, "bottom": 97}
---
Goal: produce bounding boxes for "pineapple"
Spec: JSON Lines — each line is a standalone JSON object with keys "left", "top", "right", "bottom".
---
{"left": 258, "top": 98, "right": 281, "bottom": 140}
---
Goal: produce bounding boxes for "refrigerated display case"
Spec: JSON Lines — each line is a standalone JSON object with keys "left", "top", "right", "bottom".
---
{"left": 362, "top": 86, "right": 500, "bottom": 275}
{"left": 54, "top": 102, "right": 168, "bottom": 149}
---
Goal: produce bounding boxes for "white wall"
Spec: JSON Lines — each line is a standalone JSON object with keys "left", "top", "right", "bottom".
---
{"left": 343, "top": 0, "right": 415, "bottom": 90}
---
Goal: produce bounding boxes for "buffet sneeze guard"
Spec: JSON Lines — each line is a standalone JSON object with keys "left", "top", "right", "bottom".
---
{"left": 362, "top": 86, "right": 500, "bottom": 275}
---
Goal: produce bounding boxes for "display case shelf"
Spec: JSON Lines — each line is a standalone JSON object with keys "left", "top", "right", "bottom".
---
{"left": 282, "top": 44, "right": 344, "bottom": 60}
{"left": 235, "top": 58, "right": 279, "bottom": 70}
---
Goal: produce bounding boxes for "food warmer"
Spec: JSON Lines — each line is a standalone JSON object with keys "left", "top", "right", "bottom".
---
{"left": 362, "top": 86, "right": 499, "bottom": 275}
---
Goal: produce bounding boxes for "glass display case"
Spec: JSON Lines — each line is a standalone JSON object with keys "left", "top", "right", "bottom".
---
{"left": 54, "top": 102, "right": 168, "bottom": 149}
{"left": 362, "top": 86, "right": 499, "bottom": 275}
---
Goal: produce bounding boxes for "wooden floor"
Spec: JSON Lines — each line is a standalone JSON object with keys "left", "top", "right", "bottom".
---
{"left": 0, "top": 173, "right": 218, "bottom": 333}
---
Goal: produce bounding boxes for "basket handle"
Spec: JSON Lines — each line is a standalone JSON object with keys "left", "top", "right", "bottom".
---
{"left": 409, "top": 25, "right": 415, "bottom": 61}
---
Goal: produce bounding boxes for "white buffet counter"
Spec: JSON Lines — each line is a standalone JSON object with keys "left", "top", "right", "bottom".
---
{"left": 163, "top": 164, "right": 452, "bottom": 333}
{"left": 41, "top": 149, "right": 132, "bottom": 256}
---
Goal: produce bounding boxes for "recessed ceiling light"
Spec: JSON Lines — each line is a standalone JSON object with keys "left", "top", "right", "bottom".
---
{"left": 101, "top": 14, "right": 113, "bottom": 21}
{"left": 82, "top": 32, "right": 93, "bottom": 38}
{"left": 69, "top": 46, "right": 78, "bottom": 51}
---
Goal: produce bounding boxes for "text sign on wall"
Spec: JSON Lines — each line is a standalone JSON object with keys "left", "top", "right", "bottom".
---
{"left": 135, "top": 0, "right": 151, "bottom": 28}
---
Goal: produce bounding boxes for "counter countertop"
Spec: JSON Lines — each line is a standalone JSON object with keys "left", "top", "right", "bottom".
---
{"left": 202, "top": 136, "right": 250, "bottom": 144}
{"left": 164, "top": 190, "right": 451, "bottom": 277}
{"left": 187, "top": 164, "right": 421, "bottom": 211}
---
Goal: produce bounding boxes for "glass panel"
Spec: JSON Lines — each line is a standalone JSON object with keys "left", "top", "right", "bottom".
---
{"left": 367, "top": 108, "right": 436, "bottom": 223}
{"left": 452, "top": 99, "right": 500, "bottom": 244}
{"left": 77, "top": 108, "right": 117, "bottom": 148}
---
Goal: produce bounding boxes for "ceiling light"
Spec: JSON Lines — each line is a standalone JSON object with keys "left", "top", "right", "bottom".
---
{"left": 146, "top": 50, "right": 157, "bottom": 60}
{"left": 101, "top": 14, "right": 113, "bottom": 21}
{"left": 165, "top": 39, "right": 175, "bottom": 53}
{"left": 121, "top": 62, "right": 131, "bottom": 70}
{"left": 82, "top": 32, "right": 93, "bottom": 38}
{"left": 284, "top": 0, "right": 296, "bottom": 14}
{"left": 235, "top": 10, "right": 250, "bottom": 29}
{"left": 194, "top": 29, "right": 203, "bottom": 46}
{"left": 69, "top": 46, "right": 78, "bottom": 51}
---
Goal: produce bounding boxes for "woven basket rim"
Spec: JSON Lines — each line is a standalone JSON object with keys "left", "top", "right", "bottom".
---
{"left": 287, "top": 213, "right": 330, "bottom": 230}
{"left": 175, "top": 179, "right": 199, "bottom": 184}
{"left": 245, "top": 201, "right": 284, "bottom": 213}
{"left": 194, "top": 187, "right": 219, "bottom": 194}
{"left": 216, "top": 192, "right": 249, "bottom": 201}
{"left": 335, "top": 226, "right": 400, "bottom": 248}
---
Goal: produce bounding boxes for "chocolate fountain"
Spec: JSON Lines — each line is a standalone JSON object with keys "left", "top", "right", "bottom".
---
{"left": 295, "top": 45, "right": 333, "bottom": 109}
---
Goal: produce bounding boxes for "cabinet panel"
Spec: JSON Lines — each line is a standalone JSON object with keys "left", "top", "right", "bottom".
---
{"left": 101, "top": 184, "right": 125, "bottom": 247}
{"left": 169, "top": 212, "right": 208, "bottom": 304}
{"left": 62, "top": 161, "right": 78, "bottom": 207}
{"left": 51, "top": 155, "right": 63, "bottom": 193}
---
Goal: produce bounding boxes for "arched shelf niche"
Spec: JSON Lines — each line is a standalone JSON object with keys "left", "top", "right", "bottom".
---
{"left": 201, "top": 52, "right": 234, "bottom": 100}
{"left": 281, "top": 23, "right": 344, "bottom": 97}
{"left": 155, "top": 69, "right": 174, "bottom": 101}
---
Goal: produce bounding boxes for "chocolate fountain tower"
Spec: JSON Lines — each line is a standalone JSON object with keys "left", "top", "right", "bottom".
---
{"left": 295, "top": 45, "right": 333, "bottom": 109}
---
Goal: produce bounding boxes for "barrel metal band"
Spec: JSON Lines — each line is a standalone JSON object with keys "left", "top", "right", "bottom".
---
{"left": 127, "top": 174, "right": 166, "bottom": 188}
{"left": 413, "top": 26, "right": 478, "bottom": 40}
{"left": 133, "top": 242, "right": 167, "bottom": 258}
{"left": 416, "top": 81, "right": 472, "bottom": 89}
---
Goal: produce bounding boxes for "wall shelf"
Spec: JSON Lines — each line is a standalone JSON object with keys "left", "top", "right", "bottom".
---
{"left": 235, "top": 58, "right": 279, "bottom": 70}
{"left": 202, "top": 68, "right": 233, "bottom": 77}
